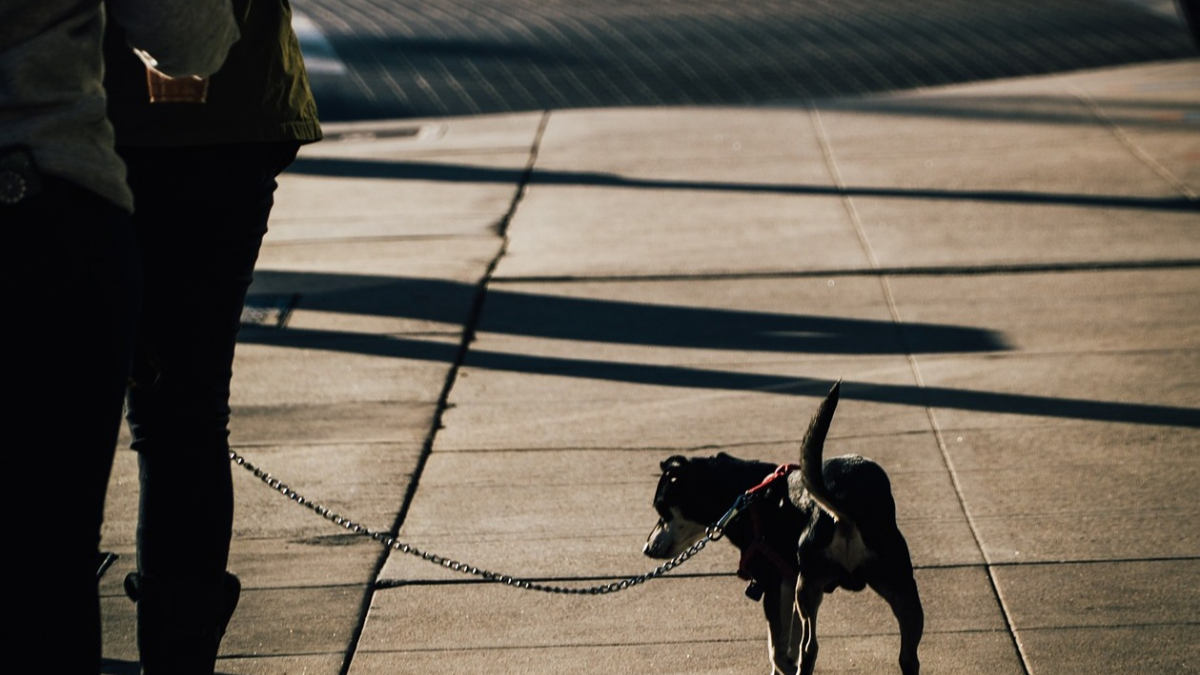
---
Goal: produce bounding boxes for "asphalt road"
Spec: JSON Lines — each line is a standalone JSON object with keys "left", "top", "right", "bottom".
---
{"left": 291, "top": 0, "right": 1196, "bottom": 121}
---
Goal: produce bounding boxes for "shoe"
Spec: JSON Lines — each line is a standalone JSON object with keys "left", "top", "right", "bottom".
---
{"left": 124, "top": 570, "right": 241, "bottom": 675}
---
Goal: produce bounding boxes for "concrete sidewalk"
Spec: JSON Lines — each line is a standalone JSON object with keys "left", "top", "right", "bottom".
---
{"left": 99, "top": 58, "right": 1200, "bottom": 675}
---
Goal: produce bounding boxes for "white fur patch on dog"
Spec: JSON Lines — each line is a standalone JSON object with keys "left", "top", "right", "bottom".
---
{"left": 826, "top": 523, "right": 872, "bottom": 571}
{"left": 644, "top": 508, "right": 707, "bottom": 558}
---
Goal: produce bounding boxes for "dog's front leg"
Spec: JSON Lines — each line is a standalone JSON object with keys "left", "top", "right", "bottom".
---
{"left": 796, "top": 581, "right": 824, "bottom": 675}
{"left": 762, "top": 580, "right": 799, "bottom": 675}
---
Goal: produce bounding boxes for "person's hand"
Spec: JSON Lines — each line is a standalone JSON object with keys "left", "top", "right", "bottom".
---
{"left": 144, "top": 66, "right": 209, "bottom": 103}
{"left": 132, "top": 48, "right": 210, "bottom": 103}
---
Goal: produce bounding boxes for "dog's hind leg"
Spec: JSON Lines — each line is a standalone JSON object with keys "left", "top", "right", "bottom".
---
{"left": 795, "top": 581, "right": 825, "bottom": 675}
{"left": 869, "top": 569, "right": 923, "bottom": 675}
{"left": 763, "top": 581, "right": 799, "bottom": 675}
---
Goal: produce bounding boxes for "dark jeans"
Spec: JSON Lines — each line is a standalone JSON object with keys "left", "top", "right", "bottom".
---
{"left": 8, "top": 177, "right": 141, "bottom": 673}
{"left": 119, "top": 142, "right": 298, "bottom": 669}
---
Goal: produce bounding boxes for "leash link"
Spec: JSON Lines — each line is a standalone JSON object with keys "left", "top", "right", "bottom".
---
{"left": 710, "top": 492, "right": 753, "bottom": 540}
{"left": 230, "top": 449, "right": 718, "bottom": 595}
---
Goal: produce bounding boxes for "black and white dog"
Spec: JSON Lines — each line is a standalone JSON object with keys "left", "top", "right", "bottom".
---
{"left": 643, "top": 382, "right": 923, "bottom": 675}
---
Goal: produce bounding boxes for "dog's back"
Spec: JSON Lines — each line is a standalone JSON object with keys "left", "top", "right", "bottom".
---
{"left": 790, "top": 381, "right": 903, "bottom": 545}
{"left": 790, "top": 454, "right": 900, "bottom": 543}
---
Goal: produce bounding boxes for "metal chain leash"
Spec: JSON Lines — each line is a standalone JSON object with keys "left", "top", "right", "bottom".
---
{"left": 230, "top": 449, "right": 729, "bottom": 595}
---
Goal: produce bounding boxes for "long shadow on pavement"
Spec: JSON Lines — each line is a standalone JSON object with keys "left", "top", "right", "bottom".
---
{"left": 287, "top": 157, "right": 1199, "bottom": 214}
{"left": 241, "top": 273, "right": 1200, "bottom": 429}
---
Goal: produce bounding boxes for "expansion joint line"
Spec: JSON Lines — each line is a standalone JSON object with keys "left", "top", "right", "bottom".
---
{"left": 1071, "top": 85, "right": 1197, "bottom": 200}
{"left": 808, "top": 104, "right": 1034, "bottom": 675}
{"left": 337, "top": 111, "right": 552, "bottom": 675}
{"left": 496, "top": 110, "right": 553, "bottom": 239}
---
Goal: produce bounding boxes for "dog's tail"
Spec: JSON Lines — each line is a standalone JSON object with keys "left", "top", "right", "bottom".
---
{"left": 800, "top": 380, "right": 852, "bottom": 525}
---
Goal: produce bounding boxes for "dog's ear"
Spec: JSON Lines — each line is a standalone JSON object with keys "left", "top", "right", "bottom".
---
{"left": 714, "top": 451, "right": 748, "bottom": 466}
{"left": 661, "top": 455, "right": 689, "bottom": 472}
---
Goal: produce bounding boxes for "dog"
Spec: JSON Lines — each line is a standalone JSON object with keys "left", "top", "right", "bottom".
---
{"left": 643, "top": 382, "right": 923, "bottom": 675}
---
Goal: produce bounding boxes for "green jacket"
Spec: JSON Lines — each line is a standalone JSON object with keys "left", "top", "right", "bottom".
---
{"left": 104, "top": 0, "right": 322, "bottom": 147}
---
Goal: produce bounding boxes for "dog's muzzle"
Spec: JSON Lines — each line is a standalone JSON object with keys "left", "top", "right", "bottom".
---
{"left": 644, "top": 514, "right": 706, "bottom": 559}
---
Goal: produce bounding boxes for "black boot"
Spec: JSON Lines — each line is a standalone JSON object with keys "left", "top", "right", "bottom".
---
{"left": 124, "top": 571, "right": 241, "bottom": 675}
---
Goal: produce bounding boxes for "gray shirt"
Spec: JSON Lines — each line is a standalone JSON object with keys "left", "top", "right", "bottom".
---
{"left": 0, "top": 0, "right": 239, "bottom": 211}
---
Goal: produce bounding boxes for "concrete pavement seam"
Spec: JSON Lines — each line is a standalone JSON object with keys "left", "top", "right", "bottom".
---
{"left": 1072, "top": 84, "right": 1199, "bottom": 200}
{"left": 336, "top": 111, "right": 551, "bottom": 675}
{"left": 353, "top": 626, "right": 1018, "bottom": 656}
{"left": 492, "top": 258, "right": 1200, "bottom": 284}
{"left": 810, "top": 102, "right": 1037, "bottom": 675}
{"left": 380, "top": 108, "right": 550, "bottom": 556}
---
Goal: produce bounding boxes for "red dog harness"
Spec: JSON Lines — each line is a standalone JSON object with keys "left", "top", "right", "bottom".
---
{"left": 736, "top": 464, "right": 801, "bottom": 599}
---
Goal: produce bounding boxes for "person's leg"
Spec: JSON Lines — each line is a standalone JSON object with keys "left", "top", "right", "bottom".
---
{"left": 8, "top": 177, "right": 140, "bottom": 674}
{"left": 1178, "top": 0, "right": 1200, "bottom": 47}
{"left": 119, "top": 142, "right": 297, "bottom": 674}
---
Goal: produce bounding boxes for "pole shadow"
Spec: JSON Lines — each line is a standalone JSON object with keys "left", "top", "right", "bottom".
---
{"left": 287, "top": 157, "right": 1200, "bottom": 214}
{"left": 241, "top": 272, "right": 1200, "bottom": 428}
